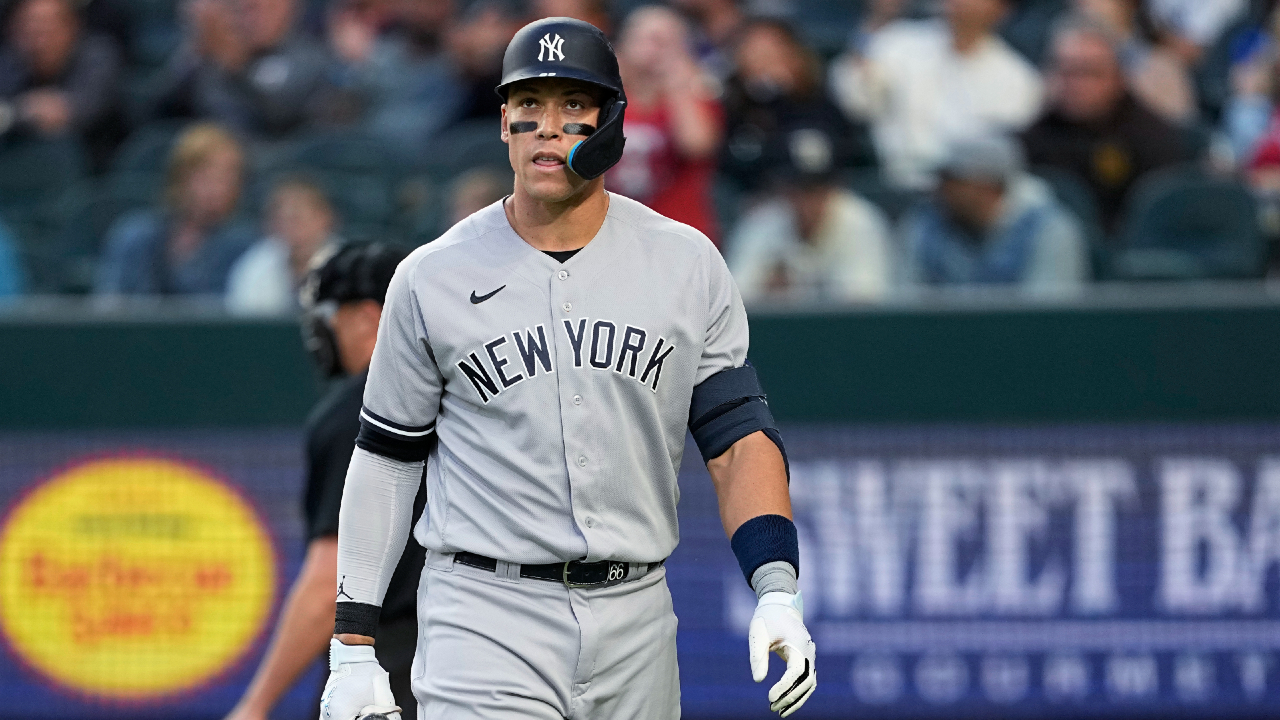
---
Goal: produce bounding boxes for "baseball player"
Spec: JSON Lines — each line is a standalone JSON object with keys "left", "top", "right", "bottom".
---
{"left": 224, "top": 244, "right": 426, "bottom": 720}
{"left": 321, "top": 16, "right": 816, "bottom": 720}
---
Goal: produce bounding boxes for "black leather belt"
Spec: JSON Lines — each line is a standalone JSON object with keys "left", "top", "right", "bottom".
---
{"left": 454, "top": 551, "right": 664, "bottom": 588}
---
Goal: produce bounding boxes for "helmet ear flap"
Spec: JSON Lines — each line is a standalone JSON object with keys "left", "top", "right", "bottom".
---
{"left": 566, "top": 96, "right": 627, "bottom": 180}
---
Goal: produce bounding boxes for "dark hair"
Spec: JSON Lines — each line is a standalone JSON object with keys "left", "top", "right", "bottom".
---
{"left": 267, "top": 174, "right": 335, "bottom": 218}
{"left": 734, "top": 16, "right": 822, "bottom": 97}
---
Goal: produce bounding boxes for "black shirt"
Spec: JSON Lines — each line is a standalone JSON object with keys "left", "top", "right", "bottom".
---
{"left": 543, "top": 248, "right": 581, "bottom": 263}
{"left": 1021, "top": 94, "right": 1194, "bottom": 234}
{"left": 303, "top": 371, "right": 426, "bottom": 622}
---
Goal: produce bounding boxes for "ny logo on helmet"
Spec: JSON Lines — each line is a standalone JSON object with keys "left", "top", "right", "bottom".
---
{"left": 538, "top": 33, "right": 566, "bottom": 62}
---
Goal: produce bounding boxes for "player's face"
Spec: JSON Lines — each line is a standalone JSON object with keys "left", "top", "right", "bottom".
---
{"left": 501, "top": 79, "right": 603, "bottom": 204}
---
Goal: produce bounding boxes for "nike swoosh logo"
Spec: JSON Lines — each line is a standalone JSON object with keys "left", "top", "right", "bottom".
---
{"left": 470, "top": 285, "right": 506, "bottom": 304}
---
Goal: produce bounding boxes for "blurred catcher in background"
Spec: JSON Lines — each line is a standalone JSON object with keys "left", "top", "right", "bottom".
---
{"left": 224, "top": 242, "right": 425, "bottom": 720}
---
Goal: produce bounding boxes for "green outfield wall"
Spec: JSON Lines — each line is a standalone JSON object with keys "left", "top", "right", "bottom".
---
{"left": 3, "top": 293, "right": 1279, "bottom": 428}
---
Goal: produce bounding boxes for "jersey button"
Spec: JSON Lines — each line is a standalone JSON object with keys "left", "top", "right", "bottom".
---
{"left": 585, "top": 517, "right": 595, "bottom": 528}
{"left": 558, "top": 270, "right": 569, "bottom": 280}
{"left": 572, "top": 394, "right": 582, "bottom": 405}
{"left": 577, "top": 455, "right": 587, "bottom": 467}
{"left": 562, "top": 302, "right": 572, "bottom": 313}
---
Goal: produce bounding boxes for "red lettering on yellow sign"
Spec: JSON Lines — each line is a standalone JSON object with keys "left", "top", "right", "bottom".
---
{"left": 0, "top": 457, "right": 275, "bottom": 698}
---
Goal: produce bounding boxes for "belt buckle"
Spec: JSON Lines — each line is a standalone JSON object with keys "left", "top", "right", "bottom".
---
{"left": 562, "top": 561, "right": 590, "bottom": 589}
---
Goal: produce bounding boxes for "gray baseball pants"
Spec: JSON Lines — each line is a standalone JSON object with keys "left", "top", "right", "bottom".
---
{"left": 411, "top": 550, "right": 681, "bottom": 719}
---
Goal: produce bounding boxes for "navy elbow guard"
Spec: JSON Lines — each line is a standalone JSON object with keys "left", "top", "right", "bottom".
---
{"left": 688, "top": 362, "right": 788, "bottom": 477}
{"left": 731, "top": 514, "right": 800, "bottom": 585}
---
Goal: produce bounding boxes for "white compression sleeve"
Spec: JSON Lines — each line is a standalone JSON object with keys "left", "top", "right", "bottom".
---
{"left": 335, "top": 447, "right": 423, "bottom": 610}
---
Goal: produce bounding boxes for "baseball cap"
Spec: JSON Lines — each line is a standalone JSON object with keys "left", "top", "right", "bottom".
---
{"left": 766, "top": 127, "right": 839, "bottom": 187}
{"left": 939, "top": 135, "right": 1025, "bottom": 184}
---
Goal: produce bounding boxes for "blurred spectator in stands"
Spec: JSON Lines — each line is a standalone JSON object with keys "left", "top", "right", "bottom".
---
{"left": 669, "top": 0, "right": 744, "bottom": 80}
{"left": 1022, "top": 15, "right": 1193, "bottom": 233}
{"left": 0, "top": 217, "right": 24, "bottom": 297}
{"left": 531, "top": 0, "right": 612, "bottom": 36}
{"left": 900, "top": 134, "right": 1088, "bottom": 291}
{"left": 727, "top": 127, "right": 893, "bottom": 303}
{"left": 721, "top": 17, "right": 873, "bottom": 195}
{"left": 446, "top": 166, "right": 509, "bottom": 226}
{"left": 1222, "top": 6, "right": 1280, "bottom": 165}
{"left": 1070, "top": 0, "right": 1196, "bottom": 123}
{"left": 1244, "top": 130, "right": 1280, "bottom": 253}
{"left": 1147, "top": 0, "right": 1247, "bottom": 65}
{"left": 226, "top": 175, "right": 338, "bottom": 314}
{"left": 95, "top": 123, "right": 255, "bottom": 296}
{"left": 147, "top": 0, "right": 335, "bottom": 139}
{"left": 0, "top": 0, "right": 124, "bottom": 172}
{"left": 328, "top": 0, "right": 462, "bottom": 156}
{"left": 830, "top": 0, "right": 1043, "bottom": 189}
{"left": 609, "top": 6, "right": 722, "bottom": 242}
{"left": 1236, "top": 19, "right": 1280, "bottom": 250}
{"left": 448, "top": 0, "right": 520, "bottom": 122}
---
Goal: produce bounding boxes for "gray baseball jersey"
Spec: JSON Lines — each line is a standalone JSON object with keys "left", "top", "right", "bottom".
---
{"left": 360, "top": 192, "right": 748, "bottom": 565}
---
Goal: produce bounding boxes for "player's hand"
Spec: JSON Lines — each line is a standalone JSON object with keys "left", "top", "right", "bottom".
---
{"left": 319, "top": 639, "right": 402, "bottom": 720}
{"left": 748, "top": 591, "right": 816, "bottom": 717}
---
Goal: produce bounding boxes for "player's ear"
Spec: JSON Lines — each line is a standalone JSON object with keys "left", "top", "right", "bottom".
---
{"left": 500, "top": 104, "right": 510, "bottom": 143}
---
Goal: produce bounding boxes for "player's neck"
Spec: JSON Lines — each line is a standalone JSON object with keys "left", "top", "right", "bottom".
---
{"left": 505, "top": 182, "right": 610, "bottom": 252}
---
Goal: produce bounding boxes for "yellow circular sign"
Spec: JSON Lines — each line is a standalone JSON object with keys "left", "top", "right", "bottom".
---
{"left": 0, "top": 457, "right": 276, "bottom": 699}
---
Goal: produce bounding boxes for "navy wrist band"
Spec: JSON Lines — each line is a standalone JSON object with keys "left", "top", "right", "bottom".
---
{"left": 730, "top": 514, "right": 800, "bottom": 585}
{"left": 335, "top": 601, "right": 381, "bottom": 638}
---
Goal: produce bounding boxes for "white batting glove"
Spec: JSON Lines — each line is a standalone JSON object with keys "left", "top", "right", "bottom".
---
{"left": 748, "top": 591, "right": 817, "bottom": 717}
{"left": 320, "top": 639, "right": 402, "bottom": 720}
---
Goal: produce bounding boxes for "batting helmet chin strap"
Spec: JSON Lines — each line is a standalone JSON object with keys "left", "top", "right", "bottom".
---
{"left": 567, "top": 95, "right": 627, "bottom": 180}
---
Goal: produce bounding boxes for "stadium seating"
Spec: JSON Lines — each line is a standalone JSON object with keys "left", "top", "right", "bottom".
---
{"left": 847, "top": 167, "right": 926, "bottom": 222}
{"left": 0, "top": 138, "right": 88, "bottom": 292}
{"left": 423, "top": 119, "right": 512, "bottom": 182}
{"left": 1108, "top": 167, "right": 1264, "bottom": 280}
{"left": 793, "top": 0, "right": 863, "bottom": 55}
{"left": 393, "top": 174, "right": 446, "bottom": 247}
{"left": 257, "top": 130, "right": 408, "bottom": 243}
{"left": 109, "top": 119, "right": 188, "bottom": 180}
{"left": 56, "top": 174, "right": 159, "bottom": 292}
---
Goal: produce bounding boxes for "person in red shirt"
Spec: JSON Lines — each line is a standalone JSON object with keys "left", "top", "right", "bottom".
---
{"left": 609, "top": 5, "right": 724, "bottom": 244}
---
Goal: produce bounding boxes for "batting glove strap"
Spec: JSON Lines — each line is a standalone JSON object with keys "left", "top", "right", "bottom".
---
{"left": 322, "top": 639, "right": 401, "bottom": 720}
{"left": 749, "top": 592, "right": 817, "bottom": 718}
{"left": 329, "top": 639, "right": 378, "bottom": 670}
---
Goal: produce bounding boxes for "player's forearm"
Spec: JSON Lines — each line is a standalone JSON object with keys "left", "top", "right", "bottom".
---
{"left": 334, "top": 447, "right": 423, "bottom": 637}
{"left": 234, "top": 539, "right": 338, "bottom": 713}
{"left": 707, "top": 430, "right": 792, "bottom": 536}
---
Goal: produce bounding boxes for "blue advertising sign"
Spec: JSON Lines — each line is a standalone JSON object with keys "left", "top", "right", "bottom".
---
{"left": 3, "top": 424, "right": 1280, "bottom": 719}
{"left": 670, "top": 424, "right": 1280, "bottom": 718}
